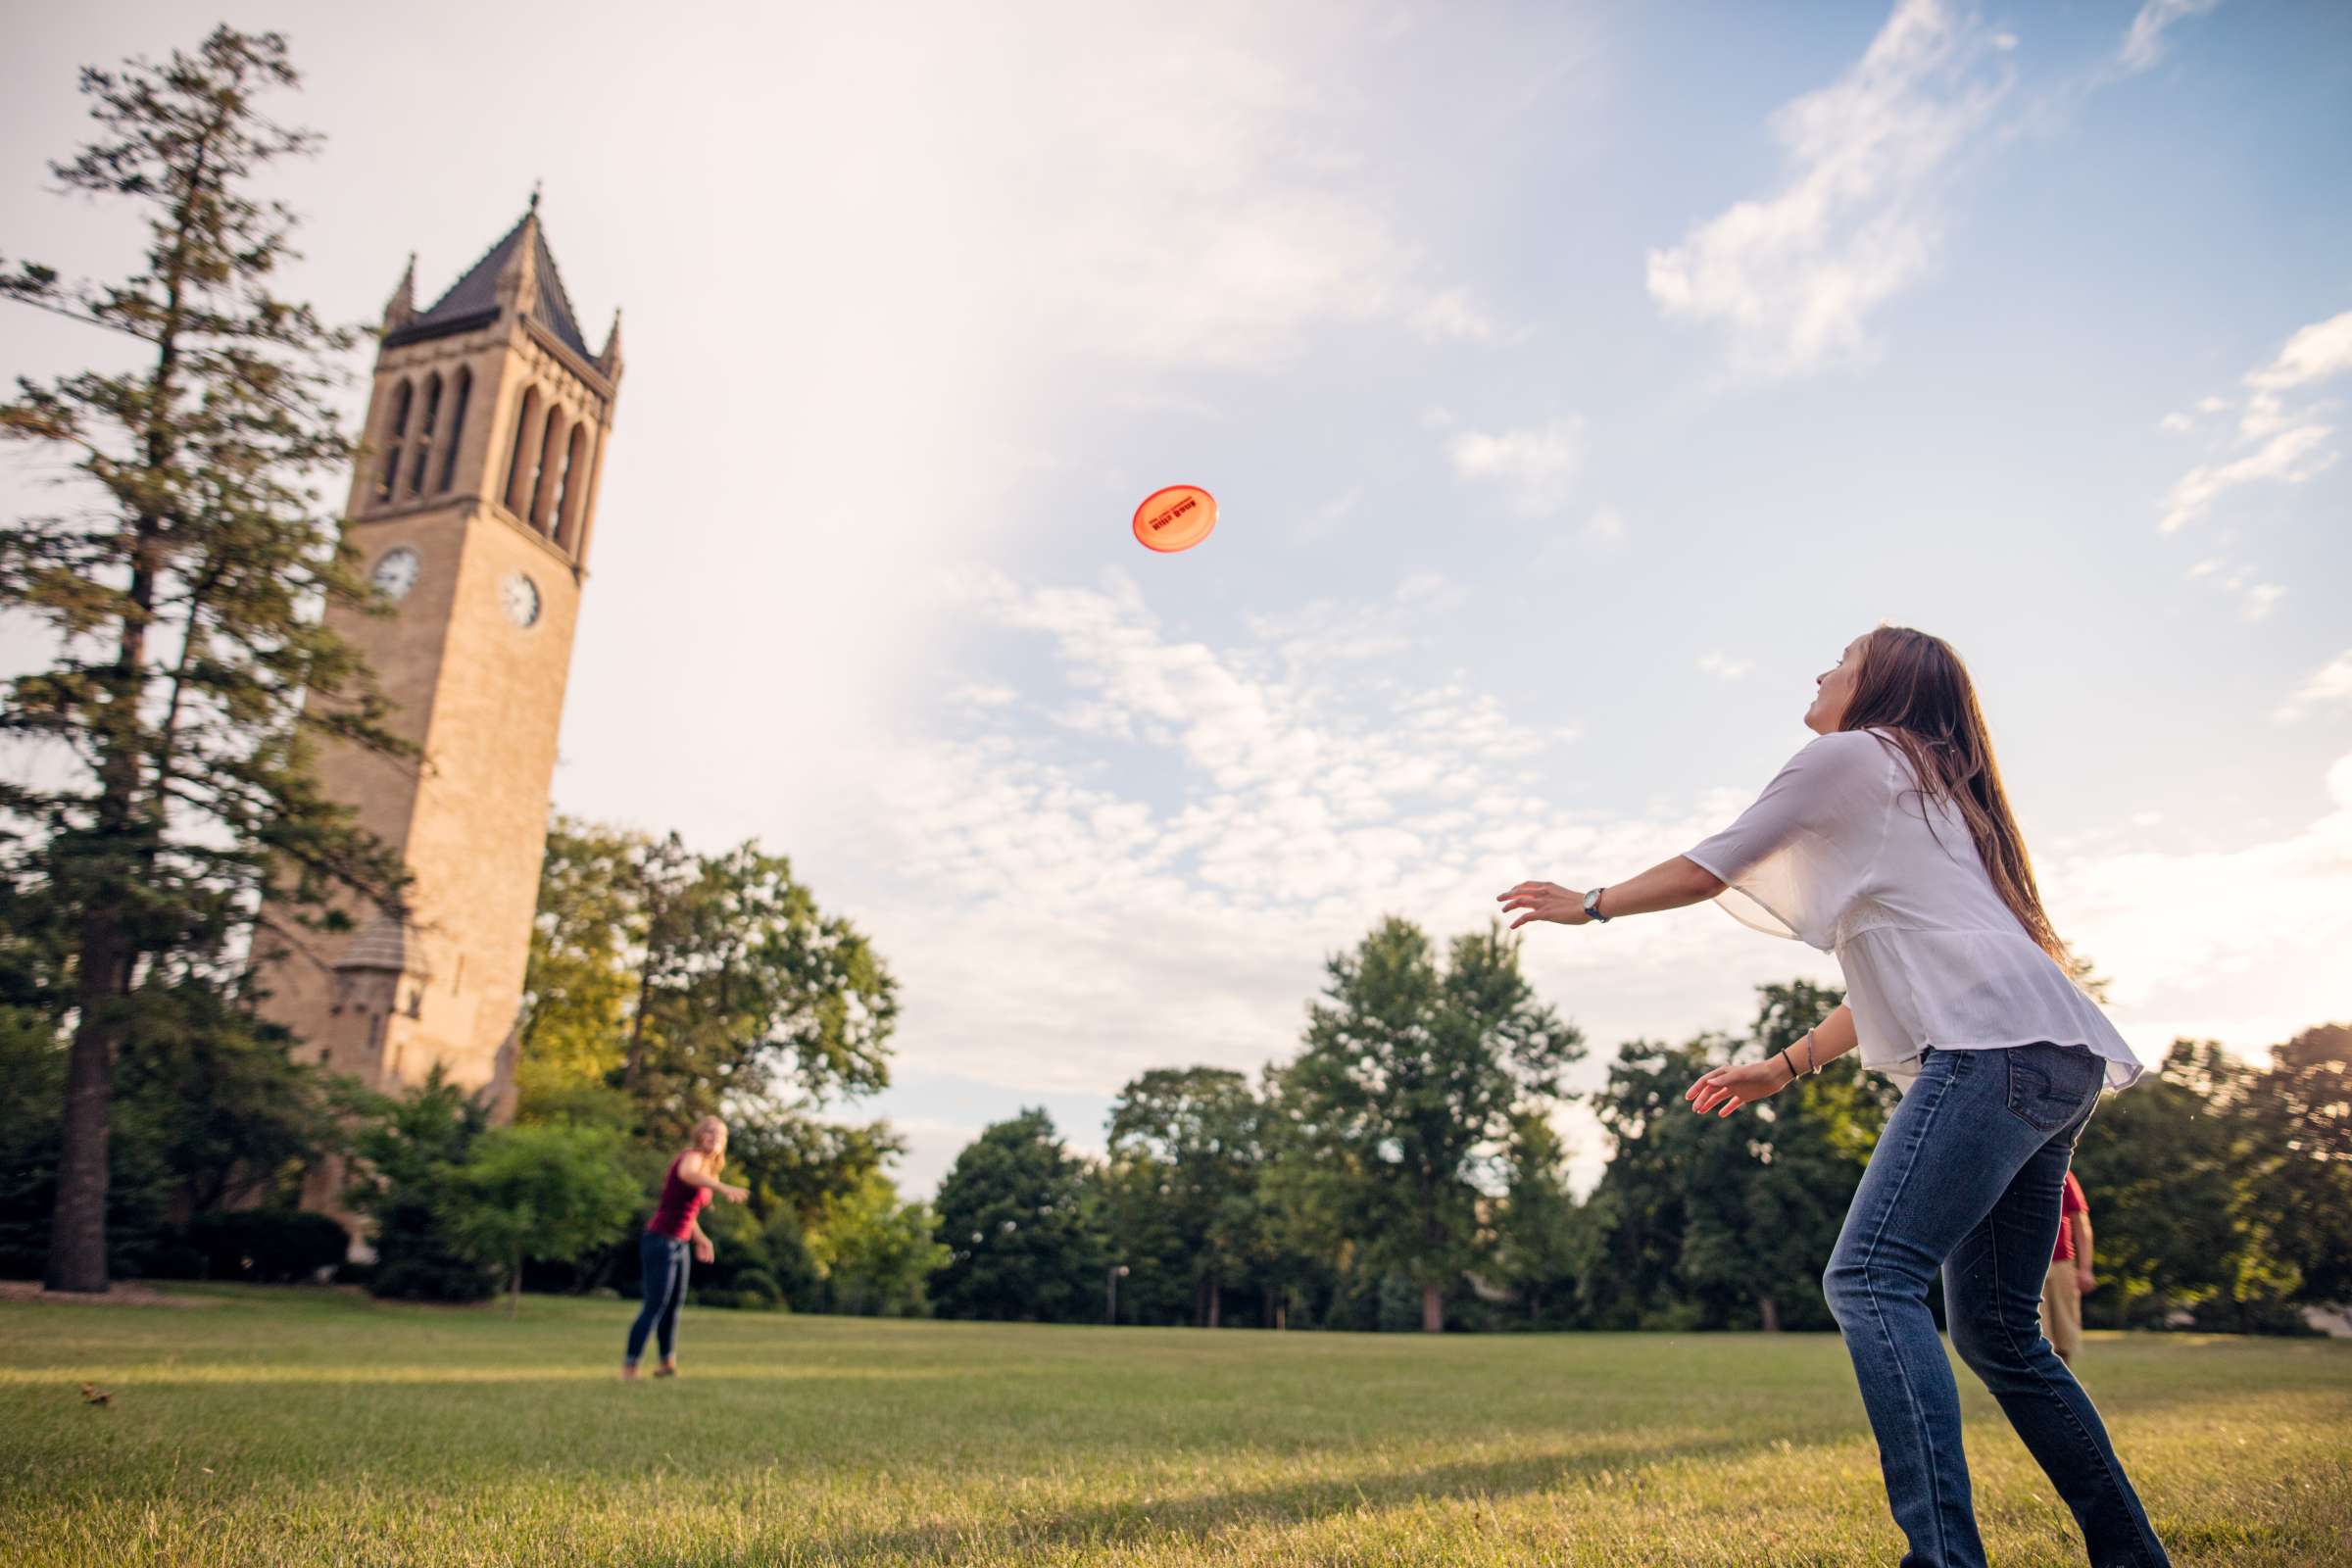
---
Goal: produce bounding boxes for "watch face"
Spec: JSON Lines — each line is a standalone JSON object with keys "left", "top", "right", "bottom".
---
{"left": 500, "top": 570, "right": 542, "bottom": 628}
{"left": 371, "top": 546, "right": 420, "bottom": 602}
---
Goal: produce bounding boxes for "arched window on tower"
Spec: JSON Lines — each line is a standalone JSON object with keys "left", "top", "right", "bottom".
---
{"left": 503, "top": 385, "right": 543, "bottom": 515}
{"left": 435, "top": 367, "right": 472, "bottom": 493}
{"left": 555, "top": 422, "right": 592, "bottom": 553}
{"left": 376, "top": 377, "right": 414, "bottom": 505}
{"left": 407, "top": 372, "right": 443, "bottom": 497}
{"left": 529, "top": 405, "right": 566, "bottom": 534}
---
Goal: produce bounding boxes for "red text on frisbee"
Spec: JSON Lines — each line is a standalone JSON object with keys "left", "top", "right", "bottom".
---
{"left": 1133, "top": 485, "right": 1217, "bottom": 553}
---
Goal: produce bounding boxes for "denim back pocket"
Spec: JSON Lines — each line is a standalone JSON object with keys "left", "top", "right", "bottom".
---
{"left": 2003, "top": 1045, "right": 2102, "bottom": 1133}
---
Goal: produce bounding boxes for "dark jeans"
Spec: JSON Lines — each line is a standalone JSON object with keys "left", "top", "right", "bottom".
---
{"left": 625, "top": 1231, "right": 690, "bottom": 1367}
{"left": 1825, "top": 1044, "right": 2171, "bottom": 1568}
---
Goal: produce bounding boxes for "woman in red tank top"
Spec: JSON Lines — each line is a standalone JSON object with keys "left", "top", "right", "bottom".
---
{"left": 621, "top": 1115, "right": 748, "bottom": 1379}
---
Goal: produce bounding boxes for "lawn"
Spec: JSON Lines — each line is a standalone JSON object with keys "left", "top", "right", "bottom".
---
{"left": 1, "top": 1288, "right": 2346, "bottom": 1566}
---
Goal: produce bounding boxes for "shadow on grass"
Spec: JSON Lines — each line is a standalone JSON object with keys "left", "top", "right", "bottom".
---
{"left": 764, "top": 1429, "right": 1795, "bottom": 1565}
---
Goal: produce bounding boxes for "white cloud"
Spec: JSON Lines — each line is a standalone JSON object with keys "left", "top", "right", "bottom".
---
{"left": 1296, "top": 484, "right": 1364, "bottom": 543}
{"left": 1643, "top": 0, "right": 2011, "bottom": 377}
{"left": 2159, "top": 422, "right": 2335, "bottom": 533}
{"left": 2239, "top": 582, "right": 2287, "bottom": 621}
{"left": 1698, "top": 652, "right": 1754, "bottom": 680}
{"left": 1411, "top": 287, "right": 1500, "bottom": 344}
{"left": 1585, "top": 507, "right": 1628, "bottom": 549}
{"left": 2158, "top": 411, "right": 2193, "bottom": 433}
{"left": 2246, "top": 310, "right": 2352, "bottom": 392}
{"left": 2157, "top": 309, "right": 2352, "bottom": 532}
{"left": 2117, "top": 0, "right": 2224, "bottom": 76}
{"left": 1446, "top": 416, "right": 1585, "bottom": 514}
{"left": 2276, "top": 651, "right": 2352, "bottom": 724}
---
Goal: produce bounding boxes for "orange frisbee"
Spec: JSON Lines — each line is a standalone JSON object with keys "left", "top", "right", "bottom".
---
{"left": 1132, "top": 484, "right": 1218, "bottom": 553}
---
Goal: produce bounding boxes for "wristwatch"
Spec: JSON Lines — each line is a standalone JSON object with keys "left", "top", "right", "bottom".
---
{"left": 1583, "top": 886, "right": 1611, "bottom": 923}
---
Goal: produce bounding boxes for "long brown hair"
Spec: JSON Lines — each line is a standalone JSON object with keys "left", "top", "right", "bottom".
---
{"left": 1838, "top": 625, "right": 2079, "bottom": 975}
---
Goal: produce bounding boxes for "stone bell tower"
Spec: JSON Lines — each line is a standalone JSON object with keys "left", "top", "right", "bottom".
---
{"left": 255, "top": 197, "right": 621, "bottom": 1118}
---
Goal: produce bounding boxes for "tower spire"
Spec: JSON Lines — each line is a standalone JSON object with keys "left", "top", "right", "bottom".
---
{"left": 382, "top": 252, "right": 417, "bottom": 331}
{"left": 494, "top": 201, "right": 542, "bottom": 321}
{"left": 597, "top": 307, "right": 624, "bottom": 379}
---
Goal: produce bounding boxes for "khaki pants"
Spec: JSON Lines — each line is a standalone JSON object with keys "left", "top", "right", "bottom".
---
{"left": 2041, "top": 1260, "right": 2082, "bottom": 1360}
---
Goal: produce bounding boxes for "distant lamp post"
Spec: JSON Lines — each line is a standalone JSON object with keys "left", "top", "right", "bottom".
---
{"left": 1106, "top": 1264, "right": 1130, "bottom": 1325}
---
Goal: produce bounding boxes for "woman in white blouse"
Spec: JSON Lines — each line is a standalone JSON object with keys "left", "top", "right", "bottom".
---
{"left": 1498, "top": 626, "right": 2170, "bottom": 1568}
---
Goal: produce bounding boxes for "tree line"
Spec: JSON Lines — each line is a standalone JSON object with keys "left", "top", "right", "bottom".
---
{"left": 922, "top": 953, "right": 2351, "bottom": 1337}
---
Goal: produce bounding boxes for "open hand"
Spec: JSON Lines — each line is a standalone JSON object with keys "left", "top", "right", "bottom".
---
{"left": 1495, "top": 881, "right": 1591, "bottom": 930}
{"left": 718, "top": 1182, "right": 750, "bottom": 1203}
{"left": 693, "top": 1236, "right": 715, "bottom": 1265}
{"left": 1685, "top": 1057, "right": 1794, "bottom": 1118}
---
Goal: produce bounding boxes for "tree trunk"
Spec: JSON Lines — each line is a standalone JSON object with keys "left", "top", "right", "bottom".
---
{"left": 1206, "top": 1275, "right": 1220, "bottom": 1329}
{"left": 1760, "top": 1295, "right": 1781, "bottom": 1334}
{"left": 510, "top": 1250, "right": 523, "bottom": 1317}
{"left": 46, "top": 915, "right": 135, "bottom": 1292}
{"left": 1421, "top": 1280, "right": 1444, "bottom": 1334}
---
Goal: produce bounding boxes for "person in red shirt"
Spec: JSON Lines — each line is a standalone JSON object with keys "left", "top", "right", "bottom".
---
{"left": 2041, "top": 1169, "right": 2095, "bottom": 1363}
{"left": 622, "top": 1115, "right": 748, "bottom": 1380}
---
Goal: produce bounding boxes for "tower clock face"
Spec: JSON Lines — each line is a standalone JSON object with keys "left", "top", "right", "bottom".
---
{"left": 372, "top": 546, "right": 420, "bottom": 602}
{"left": 500, "top": 570, "right": 542, "bottom": 628}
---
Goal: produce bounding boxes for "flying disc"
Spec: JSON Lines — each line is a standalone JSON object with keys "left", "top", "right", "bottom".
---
{"left": 1132, "top": 485, "right": 1217, "bottom": 553}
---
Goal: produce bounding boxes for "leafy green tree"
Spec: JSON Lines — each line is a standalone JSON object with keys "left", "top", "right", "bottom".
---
{"left": 2073, "top": 1041, "right": 2263, "bottom": 1328}
{"left": 1, "top": 26, "right": 408, "bottom": 1292}
{"left": 517, "top": 816, "right": 652, "bottom": 1089}
{"left": 437, "top": 1123, "right": 642, "bottom": 1315}
{"left": 2252, "top": 1023, "right": 2352, "bottom": 1304}
{"left": 1492, "top": 1110, "right": 1582, "bottom": 1328}
{"left": 1087, "top": 1152, "right": 1194, "bottom": 1325}
{"left": 1105, "top": 1066, "right": 1263, "bottom": 1327}
{"left": 345, "top": 1069, "right": 495, "bottom": 1302}
{"left": 626, "top": 840, "right": 897, "bottom": 1133}
{"left": 808, "top": 1169, "right": 949, "bottom": 1317}
{"left": 1576, "top": 1036, "right": 1716, "bottom": 1329}
{"left": 1679, "top": 982, "right": 1878, "bottom": 1331}
{"left": 1278, "top": 918, "right": 1581, "bottom": 1332}
{"left": 114, "top": 976, "right": 346, "bottom": 1216}
{"left": 930, "top": 1109, "right": 1102, "bottom": 1322}
{"left": 518, "top": 820, "right": 898, "bottom": 1144}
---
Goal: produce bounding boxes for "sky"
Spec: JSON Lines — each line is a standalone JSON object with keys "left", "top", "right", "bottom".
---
{"left": 4, "top": 0, "right": 2349, "bottom": 1197}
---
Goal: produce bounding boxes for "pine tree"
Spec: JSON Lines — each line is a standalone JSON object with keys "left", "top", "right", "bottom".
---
{"left": 1, "top": 27, "right": 408, "bottom": 1291}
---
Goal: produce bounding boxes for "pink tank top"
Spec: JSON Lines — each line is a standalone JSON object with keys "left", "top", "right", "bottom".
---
{"left": 647, "top": 1153, "right": 710, "bottom": 1241}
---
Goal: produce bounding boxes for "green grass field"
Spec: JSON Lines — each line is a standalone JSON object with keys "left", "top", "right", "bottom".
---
{"left": 2, "top": 1288, "right": 2346, "bottom": 1566}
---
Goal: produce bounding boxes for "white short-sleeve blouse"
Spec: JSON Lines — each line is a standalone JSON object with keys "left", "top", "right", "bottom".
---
{"left": 1683, "top": 728, "right": 2146, "bottom": 1090}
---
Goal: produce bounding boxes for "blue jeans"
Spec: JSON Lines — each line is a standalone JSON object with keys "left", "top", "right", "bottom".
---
{"left": 1825, "top": 1044, "right": 2171, "bottom": 1568}
{"left": 625, "top": 1231, "right": 690, "bottom": 1367}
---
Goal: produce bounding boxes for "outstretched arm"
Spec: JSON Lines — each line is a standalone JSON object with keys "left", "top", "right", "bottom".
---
{"left": 1496, "top": 855, "right": 1725, "bottom": 929}
{"left": 676, "top": 1151, "right": 749, "bottom": 1203}
{"left": 1683, "top": 1004, "right": 1859, "bottom": 1117}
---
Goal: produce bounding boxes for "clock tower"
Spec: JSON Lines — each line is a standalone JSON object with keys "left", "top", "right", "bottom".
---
{"left": 256, "top": 199, "right": 621, "bottom": 1121}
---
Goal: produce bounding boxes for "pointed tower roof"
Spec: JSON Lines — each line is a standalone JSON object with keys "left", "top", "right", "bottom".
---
{"left": 386, "top": 199, "right": 596, "bottom": 364}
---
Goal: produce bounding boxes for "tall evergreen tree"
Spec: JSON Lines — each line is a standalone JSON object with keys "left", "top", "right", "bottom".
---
{"left": 2, "top": 27, "right": 407, "bottom": 1291}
